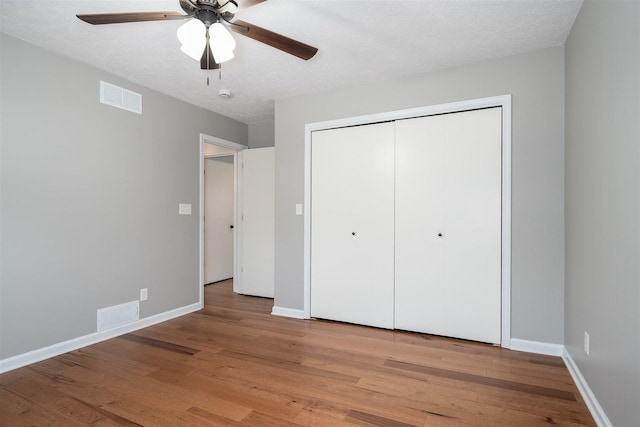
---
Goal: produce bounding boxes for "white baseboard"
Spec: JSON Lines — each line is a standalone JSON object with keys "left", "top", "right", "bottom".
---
{"left": 509, "top": 338, "right": 564, "bottom": 356}
{"left": 271, "top": 306, "right": 306, "bottom": 319}
{"left": 0, "top": 302, "right": 202, "bottom": 374}
{"left": 501, "top": 340, "right": 611, "bottom": 426}
{"left": 563, "top": 348, "right": 612, "bottom": 427}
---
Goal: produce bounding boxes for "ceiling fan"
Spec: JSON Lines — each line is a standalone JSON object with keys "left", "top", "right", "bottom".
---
{"left": 76, "top": 0, "right": 318, "bottom": 70}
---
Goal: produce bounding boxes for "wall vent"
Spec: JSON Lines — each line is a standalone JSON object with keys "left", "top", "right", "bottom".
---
{"left": 97, "top": 300, "right": 139, "bottom": 331}
{"left": 100, "top": 81, "right": 142, "bottom": 114}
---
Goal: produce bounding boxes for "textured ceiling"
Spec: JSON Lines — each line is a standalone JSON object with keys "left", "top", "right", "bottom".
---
{"left": 0, "top": 0, "right": 583, "bottom": 124}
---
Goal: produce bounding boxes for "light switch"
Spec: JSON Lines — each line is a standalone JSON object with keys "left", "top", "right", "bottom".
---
{"left": 295, "top": 204, "right": 303, "bottom": 216}
{"left": 179, "top": 203, "right": 192, "bottom": 215}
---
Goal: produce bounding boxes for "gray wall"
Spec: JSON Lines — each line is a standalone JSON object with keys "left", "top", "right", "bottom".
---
{"left": 565, "top": 2, "right": 640, "bottom": 426}
{"left": 275, "top": 46, "right": 565, "bottom": 344}
{"left": 248, "top": 119, "right": 275, "bottom": 149}
{"left": 0, "top": 34, "right": 248, "bottom": 359}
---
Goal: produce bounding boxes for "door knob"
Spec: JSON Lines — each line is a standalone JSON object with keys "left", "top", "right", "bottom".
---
{"left": 230, "top": 225, "right": 234, "bottom": 229}
{"left": 437, "top": 233, "right": 443, "bottom": 237}
{"left": 352, "top": 232, "right": 356, "bottom": 236}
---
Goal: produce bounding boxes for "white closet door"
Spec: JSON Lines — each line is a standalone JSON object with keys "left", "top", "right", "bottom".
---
{"left": 444, "top": 108, "right": 501, "bottom": 343}
{"left": 394, "top": 114, "right": 447, "bottom": 334}
{"left": 239, "top": 147, "right": 275, "bottom": 298}
{"left": 395, "top": 108, "right": 502, "bottom": 344}
{"left": 311, "top": 122, "right": 395, "bottom": 329}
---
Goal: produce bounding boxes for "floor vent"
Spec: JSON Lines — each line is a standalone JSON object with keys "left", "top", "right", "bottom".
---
{"left": 100, "top": 81, "right": 142, "bottom": 114}
{"left": 97, "top": 300, "right": 139, "bottom": 332}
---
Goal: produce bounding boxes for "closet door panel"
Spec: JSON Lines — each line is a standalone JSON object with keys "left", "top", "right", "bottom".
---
{"left": 394, "top": 115, "right": 447, "bottom": 334}
{"left": 310, "top": 122, "right": 395, "bottom": 329}
{"left": 443, "top": 108, "right": 502, "bottom": 344}
{"left": 395, "top": 107, "right": 502, "bottom": 344}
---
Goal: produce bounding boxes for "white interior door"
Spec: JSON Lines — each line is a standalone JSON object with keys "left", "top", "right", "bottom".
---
{"left": 204, "top": 156, "right": 235, "bottom": 284}
{"left": 395, "top": 108, "right": 502, "bottom": 344}
{"left": 239, "top": 147, "right": 275, "bottom": 298}
{"left": 311, "top": 122, "right": 395, "bottom": 329}
{"left": 444, "top": 108, "right": 502, "bottom": 343}
{"left": 394, "top": 114, "right": 447, "bottom": 334}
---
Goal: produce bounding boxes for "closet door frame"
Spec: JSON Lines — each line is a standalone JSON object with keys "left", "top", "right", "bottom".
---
{"left": 303, "top": 95, "right": 512, "bottom": 348}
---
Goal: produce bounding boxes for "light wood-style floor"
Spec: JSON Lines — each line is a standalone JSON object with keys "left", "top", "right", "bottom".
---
{"left": 0, "top": 280, "right": 594, "bottom": 426}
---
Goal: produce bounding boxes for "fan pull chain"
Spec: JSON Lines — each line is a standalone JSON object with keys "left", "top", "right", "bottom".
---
{"left": 205, "top": 70, "right": 221, "bottom": 86}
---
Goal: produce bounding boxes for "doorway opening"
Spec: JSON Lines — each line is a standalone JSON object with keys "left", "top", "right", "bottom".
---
{"left": 199, "top": 133, "right": 247, "bottom": 307}
{"left": 204, "top": 155, "right": 234, "bottom": 285}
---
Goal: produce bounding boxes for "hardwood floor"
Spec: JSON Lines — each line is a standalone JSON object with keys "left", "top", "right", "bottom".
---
{"left": 0, "top": 280, "right": 595, "bottom": 426}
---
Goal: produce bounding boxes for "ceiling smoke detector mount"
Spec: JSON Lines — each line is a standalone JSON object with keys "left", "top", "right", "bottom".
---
{"left": 218, "top": 89, "right": 233, "bottom": 99}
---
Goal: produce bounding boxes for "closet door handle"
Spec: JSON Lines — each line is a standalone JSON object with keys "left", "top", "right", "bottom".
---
{"left": 437, "top": 233, "right": 443, "bottom": 237}
{"left": 352, "top": 232, "right": 356, "bottom": 236}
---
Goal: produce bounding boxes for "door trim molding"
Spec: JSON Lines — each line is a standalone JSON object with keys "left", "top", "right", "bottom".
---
{"left": 199, "top": 134, "right": 247, "bottom": 308}
{"left": 303, "top": 95, "right": 512, "bottom": 347}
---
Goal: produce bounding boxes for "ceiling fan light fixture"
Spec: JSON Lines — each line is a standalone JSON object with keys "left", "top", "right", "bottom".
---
{"left": 209, "top": 22, "right": 236, "bottom": 64}
{"left": 177, "top": 19, "right": 206, "bottom": 60}
{"left": 78, "top": 1, "right": 319, "bottom": 71}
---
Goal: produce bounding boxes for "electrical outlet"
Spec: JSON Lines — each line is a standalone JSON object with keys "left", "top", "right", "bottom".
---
{"left": 140, "top": 288, "right": 148, "bottom": 301}
{"left": 584, "top": 331, "right": 590, "bottom": 355}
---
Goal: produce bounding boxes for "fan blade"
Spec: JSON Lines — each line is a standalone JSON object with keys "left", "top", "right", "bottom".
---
{"left": 200, "top": 42, "right": 221, "bottom": 70}
{"left": 77, "top": 12, "right": 189, "bottom": 25}
{"left": 231, "top": 19, "right": 317, "bottom": 60}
